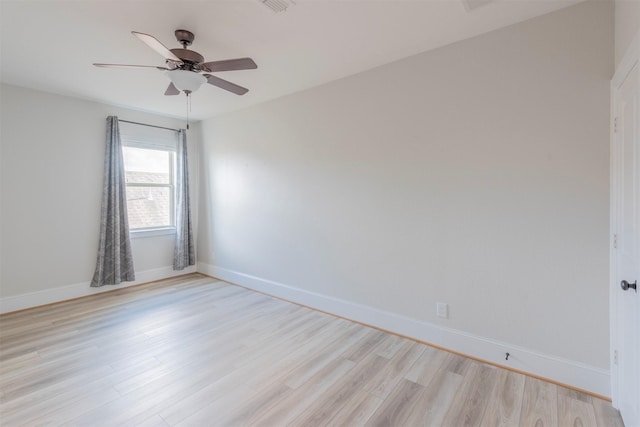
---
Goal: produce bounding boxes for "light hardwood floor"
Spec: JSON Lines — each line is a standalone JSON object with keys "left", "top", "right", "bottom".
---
{"left": 0, "top": 274, "right": 624, "bottom": 426}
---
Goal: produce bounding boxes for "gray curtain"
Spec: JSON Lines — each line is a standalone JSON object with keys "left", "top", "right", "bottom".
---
{"left": 174, "top": 129, "right": 195, "bottom": 270}
{"left": 91, "top": 116, "right": 135, "bottom": 287}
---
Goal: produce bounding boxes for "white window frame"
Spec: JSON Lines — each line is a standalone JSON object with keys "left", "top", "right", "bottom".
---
{"left": 119, "top": 121, "right": 179, "bottom": 238}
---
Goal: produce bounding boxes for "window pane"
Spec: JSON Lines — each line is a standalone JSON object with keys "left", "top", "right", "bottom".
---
{"left": 123, "top": 147, "right": 171, "bottom": 184}
{"left": 126, "top": 186, "right": 171, "bottom": 229}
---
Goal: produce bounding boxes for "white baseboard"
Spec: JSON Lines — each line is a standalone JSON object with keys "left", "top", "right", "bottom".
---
{"left": 198, "top": 262, "right": 610, "bottom": 398}
{"left": 0, "top": 265, "right": 197, "bottom": 314}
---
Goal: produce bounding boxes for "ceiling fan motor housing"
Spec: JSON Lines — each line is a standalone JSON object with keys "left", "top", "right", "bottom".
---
{"left": 170, "top": 30, "right": 204, "bottom": 71}
{"left": 170, "top": 48, "right": 204, "bottom": 70}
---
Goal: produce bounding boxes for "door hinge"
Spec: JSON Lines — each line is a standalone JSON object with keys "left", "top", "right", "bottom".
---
{"left": 614, "top": 349, "right": 618, "bottom": 365}
{"left": 613, "top": 233, "right": 618, "bottom": 249}
{"left": 614, "top": 117, "right": 618, "bottom": 133}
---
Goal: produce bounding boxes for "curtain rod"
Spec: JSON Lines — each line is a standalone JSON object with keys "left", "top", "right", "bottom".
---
{"left": 118, "top": 119, "right": 180, "bottom": 132}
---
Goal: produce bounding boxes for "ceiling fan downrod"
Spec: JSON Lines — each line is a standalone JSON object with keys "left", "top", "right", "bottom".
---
{"left": 175, "top": 29, "right": 195, "bottom": 48}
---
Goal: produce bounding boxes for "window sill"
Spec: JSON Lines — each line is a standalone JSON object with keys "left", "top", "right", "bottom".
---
{"left": 130, "top": 227, "right": 176, "bottom": 239}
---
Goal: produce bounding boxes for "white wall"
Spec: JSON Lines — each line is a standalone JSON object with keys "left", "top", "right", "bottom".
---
{"left": 0, "top": 84, "right": 200, "bottom": 308}
{"left": 198, "top": 1, "right": 613, "bottom": 394}
{"left": 615, "top": 0, "right": 640, "bottom": 68}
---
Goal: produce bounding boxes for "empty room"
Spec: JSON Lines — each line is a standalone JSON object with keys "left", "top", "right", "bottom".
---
{"left": 0, "top": 0, "right": 638, "bottom": 425}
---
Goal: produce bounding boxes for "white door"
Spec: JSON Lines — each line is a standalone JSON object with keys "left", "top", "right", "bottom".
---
{"left": 611, "top": 34, "right": 640, "bottom": 427}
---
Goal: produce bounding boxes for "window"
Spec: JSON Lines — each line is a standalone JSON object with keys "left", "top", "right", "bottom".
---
{"left": 123, "top": 146, "right": 174, "bottom": 229}
{"left": 120, "top": 121, "right": 178, "bottom": 234}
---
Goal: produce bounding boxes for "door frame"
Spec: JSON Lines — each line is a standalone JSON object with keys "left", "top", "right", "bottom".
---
{"left": 610, "top": 29, "right": 639, "bottom": 408}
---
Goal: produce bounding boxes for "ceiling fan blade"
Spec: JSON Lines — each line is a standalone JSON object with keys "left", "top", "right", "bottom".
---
{"left": 201, "top": 58, "right": 258, "bottom": 73}
{"left": 132, "top": 31, "right": 181, "bottom": 62}
{"left": 203, "top": 74, "right": 249, "bottom": 95}
{"left": 94, "top": 63, "right": 169, "bottom": 70}
{"left": 164, "top": 82, "right": 180, "bottom": 96}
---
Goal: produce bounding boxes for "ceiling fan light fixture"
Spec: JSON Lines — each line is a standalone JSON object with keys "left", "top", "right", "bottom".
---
{"left": 167, "top": 70, "right": 206, "bottom": 93}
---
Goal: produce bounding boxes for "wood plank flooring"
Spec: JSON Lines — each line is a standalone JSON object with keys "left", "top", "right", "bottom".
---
{"left": 0, "top": 274, "right": 624, "bottom": 426}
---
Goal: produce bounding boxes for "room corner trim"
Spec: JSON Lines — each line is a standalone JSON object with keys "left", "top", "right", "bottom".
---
{"left": 198, "top": 262, "right": 611, "bottom": 398}
{"left": 0, "top": 265, "right": 197, "bottom": 314}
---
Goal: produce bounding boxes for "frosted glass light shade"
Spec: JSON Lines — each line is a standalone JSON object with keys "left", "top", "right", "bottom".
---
{"left": 167, "top": 70, "right": 206, "bottom": 92}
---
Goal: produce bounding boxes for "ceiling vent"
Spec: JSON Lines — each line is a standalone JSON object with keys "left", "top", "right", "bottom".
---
{"left": 260, "top": 0, "right": 296, "bottom": 13}
{"left": 461, "top": 0, "right": 493, "bottom": 12}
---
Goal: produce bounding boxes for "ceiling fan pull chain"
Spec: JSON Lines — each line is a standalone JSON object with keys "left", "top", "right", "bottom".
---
{"left": 185, "top": 90, "right": 191, "bottom": 130}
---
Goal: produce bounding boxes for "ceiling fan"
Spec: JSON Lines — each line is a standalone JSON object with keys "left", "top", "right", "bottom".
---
{"left": 94, "top": 29, "right": 257, "bottom": 96}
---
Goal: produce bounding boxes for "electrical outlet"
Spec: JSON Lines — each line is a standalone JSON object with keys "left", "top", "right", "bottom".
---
{"left": 437, "top": 302, "right": 448, "bottom": 319}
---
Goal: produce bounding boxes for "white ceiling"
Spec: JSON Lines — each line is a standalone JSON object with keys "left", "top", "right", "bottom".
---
{"left": 0, "top": 0, "right": 584, "bottom": 121}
